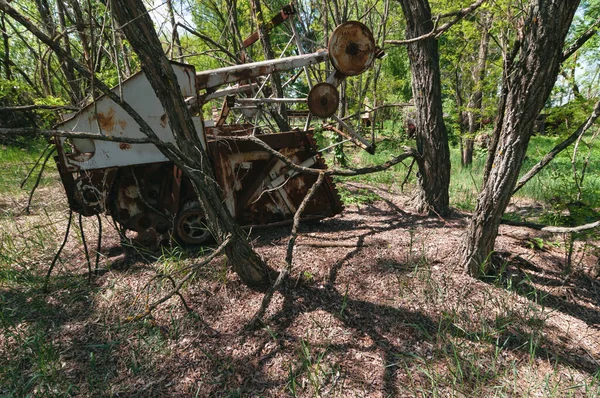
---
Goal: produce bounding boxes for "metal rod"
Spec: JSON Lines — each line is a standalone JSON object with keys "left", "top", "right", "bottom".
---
{"left": 196, "top": 51, "right": 329, "bottom": 91}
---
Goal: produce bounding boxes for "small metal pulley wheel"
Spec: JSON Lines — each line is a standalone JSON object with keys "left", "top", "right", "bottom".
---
{"left": 175, "top": 201, "right": 211, "bottom": 245}
{"left": 308, "top": 83, "right": 339, "bottom": 118}
{"left": 328, "top": 21, "right": 376, "bottom": 76}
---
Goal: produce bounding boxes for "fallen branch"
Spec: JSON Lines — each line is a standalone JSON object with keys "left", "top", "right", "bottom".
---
{"left": 501, "top": 218, "right": 600, "bottom": 234}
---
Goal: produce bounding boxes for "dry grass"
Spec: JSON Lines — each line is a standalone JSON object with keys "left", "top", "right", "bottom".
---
{"left": 1, "top": 182, "right": 600, "bottom": 397}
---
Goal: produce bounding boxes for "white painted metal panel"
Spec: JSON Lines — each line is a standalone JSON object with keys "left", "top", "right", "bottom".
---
{"left": 56, "top": 63, "right": 205, "bottom": 171}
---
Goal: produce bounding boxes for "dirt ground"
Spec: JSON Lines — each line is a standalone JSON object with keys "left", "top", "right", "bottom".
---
{"left": 1, "top": 183, "right": 600, "bottom": 396}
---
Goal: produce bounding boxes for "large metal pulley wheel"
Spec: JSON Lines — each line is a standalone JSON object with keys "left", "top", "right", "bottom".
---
{"left": 175, "top": 201, "right": 211, "bottom": 245}
{"left": 308, "top": 83, "right": 339, "bottom": 118}
{"left": 328, "top": 21, "right": 376, "bottom": 76}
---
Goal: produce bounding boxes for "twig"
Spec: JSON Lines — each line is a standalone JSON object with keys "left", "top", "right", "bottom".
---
{"left": 127, "top": 236, "right": 232, "bottom": 321}
{"left": 45, "top": 210, "right": 73, "bottom": 291}
{"left": 20, "top": 143, "right": 51, "bottom": 188}
{"left": 400, "top": 157, "right": 416, "bottom": 191}
{"left": 95, "top": 214, "right": 102, "bottom": 272}
{"left": 78, "top": 213, "right": 93, "bottom": 284}
{"left": 247, "top": 172, "right": 325, "bottom": 329}
{"left": 0, "top": 104, "right": 79, "bottom": 112}
{"left": 25, "top": 146, "right": 56, "bottom": 214}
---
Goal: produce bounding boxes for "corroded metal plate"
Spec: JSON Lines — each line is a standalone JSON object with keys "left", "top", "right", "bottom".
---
{"left": 308, "top": 83, "right": 339, "bottom": 118}
{"left": 328, "top": 21, "right": 376, "bottom": 76}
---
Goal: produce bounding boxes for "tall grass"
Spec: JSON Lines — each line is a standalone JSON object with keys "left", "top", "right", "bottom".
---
{"left": 341, "top": 133, "right": 600, "bottom": 218}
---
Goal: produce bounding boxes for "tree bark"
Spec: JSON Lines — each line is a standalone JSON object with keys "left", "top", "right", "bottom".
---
{"left": 460, "top": 1, "right": 580, "bottom": 277}
{"left": 1, "top": 12, "right": 10, "bottom": 80}
{"left": 111, "top": 0, "right": 275, "bottom": 288}
{"left": 462, "top": 19, "right": 490, "bottom": 167}
{"left": 397, "top": 0, "right": 451, "bottom": 216}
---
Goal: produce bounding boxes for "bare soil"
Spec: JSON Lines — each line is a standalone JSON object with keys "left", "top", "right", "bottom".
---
{"left": 1, "top": 183, "right": 600, "bottom": 396}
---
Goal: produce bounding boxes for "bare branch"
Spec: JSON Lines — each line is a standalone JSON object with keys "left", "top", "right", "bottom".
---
{"left": 127, "top": 235, "right": 232, "bottom": 322}
{"left": 175, "top": 22, "right": 242, "bottom": 64}
{"left": 385, "top": 0, "right": 486, "bottom": 46}
{"left": 0, "top": 127, "right": 160, "bottom": 145}
{"left": 562, "top": 16, "right": 600, "bottom": 62}
{"left": 502, "top": 218, "right": 600, "bottom": 234}
{"left": 513, "top": 99, "right": 600, "bottom": 194}
{"left": 0, "top": 104, "right": 79, "bottom": 112}
{"left": 223, "top": 135, "right": 418, "bottom": 177}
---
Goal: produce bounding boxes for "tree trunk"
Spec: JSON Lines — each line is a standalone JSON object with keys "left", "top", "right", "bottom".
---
{"left": 110, "top": 0, "right": 273, "bottom": 288}
{"left": 1, "top": 12, "right": 10, "bottom": 80}
{"left": 249, "top": 0, "right": 290, "bottom": 132}
{"left": 462, "top": 16, "right": 491, "bottom": 167}
{"left": 397, "top": 0, "right": 451, "bottom": 216}
{"left": 460, "top": 1, "right": 580, "bottom": 277}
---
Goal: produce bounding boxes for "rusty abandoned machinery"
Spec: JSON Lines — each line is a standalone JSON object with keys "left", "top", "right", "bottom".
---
{"left": 53, "top": 19, "right": 381, "bottom": 246}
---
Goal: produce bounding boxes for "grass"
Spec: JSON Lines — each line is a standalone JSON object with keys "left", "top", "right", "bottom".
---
{"left": 0, "top": 138, "right": 58, "bottom": 196}
{"left": 338, "top": 132, "right": 600, "bottom": 220}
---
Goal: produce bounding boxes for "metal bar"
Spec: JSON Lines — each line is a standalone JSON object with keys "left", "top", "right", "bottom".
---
{"left": 199, "top": 83, "right": 258, "bottom": 103}
{"left": 237, "top": 98, "right": 307, "bottom": 104}
{"left": 330, "top": 114, "right": 375, "bottom": 154}
{"left": 242, "top": 4, "right": 296, "bottom": 48}
{"left": 196, "top": 51, "right": 329, "bottom": 91}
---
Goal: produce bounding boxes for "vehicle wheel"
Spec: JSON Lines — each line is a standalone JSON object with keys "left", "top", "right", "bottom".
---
{"left": 175, "top": 201, "right": 211, "bottom": 245}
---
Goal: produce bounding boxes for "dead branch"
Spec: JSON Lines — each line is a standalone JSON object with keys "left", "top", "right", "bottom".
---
{"left": 127, "top": 235, "right": 232, "bottom": 322}
{"left": 248, "top": 172, "right": 326, "bottom": 329}
{"left": 44, "top": 210, "right": 73, "bottom": 291}
{"left": 513, "top": 99, "right": 600, "bottom": 194}
{"left": 0, "top": 104, "right": 79, "bottom": 112}
{"left": 224, "top": 134, "right": 418, "bottom": 176}
{"left": 385, "top": 0, "right": 486, "bottom": 46}
{"left": 501, "top": 218, "right": 600, "bottom": 234}
{"left": 175, "top": 22, "right": 242, "bottom": 65}
{"left": 25, "top": 146, "right": 56, "bottom": 214}
{"left": 0, "top": 127, "right": 160, "bottom": 145}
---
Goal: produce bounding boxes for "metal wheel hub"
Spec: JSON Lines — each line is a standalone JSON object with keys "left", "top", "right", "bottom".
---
{"left": 175, "top": 202, "right": 211, "bottom": 245}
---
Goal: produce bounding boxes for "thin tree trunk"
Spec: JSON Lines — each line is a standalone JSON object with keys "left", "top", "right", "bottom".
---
{"left": 397, "top": 0, "right": 451, "bottom": 216}
{"left": 249, "top": 0, "right": 290, "bottom": 132}
{"left": 1, "top": 12, "right": 10, "bottom": 80}
{"left": 463, "top": 16, "right": 491, "bottom": 167}
{"left": 109, "top": 0, "right": 274, "bottom": 288}
{"left": 166, "top": 0, "right": 183, "bottom": 60}
{"left": 460, "top": 1, "right": 580, "bottom": 277}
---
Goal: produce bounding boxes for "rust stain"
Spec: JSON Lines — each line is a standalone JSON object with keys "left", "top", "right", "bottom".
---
{"left": 119, "top": 143, "right": 131, "bottom": 150}
{"left": 160, "top": 114, "right": 168, "bottom": 128}
{"left": 92, "top": 107, "right": 117, "bottom": 132}
{"left": 118, "top": 119, "right": 127, "bottom": 130}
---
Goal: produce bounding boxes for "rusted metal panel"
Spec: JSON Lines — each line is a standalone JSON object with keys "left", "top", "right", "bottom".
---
{"left": 207, "top": 131, "right": 342, "bottom": 226}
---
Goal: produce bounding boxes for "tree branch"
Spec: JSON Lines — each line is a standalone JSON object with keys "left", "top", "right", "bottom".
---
{"left": 562, "top": 16, "right": 600, "bottom": 62}
{"left": 502, "top": 218, "right": 600, "bottom": 234}
{"left": 0, "top": 127, "right": 161, "bottom": 145}
{"left": 513, "top": 99, "right": 600, "bottom": 194}
{"left": 223, "top": 135, "right": 418, "bottom": 176}
{"left": 0, "top": 104, "right": 79, "bottom": 112}
{"left": 385, "top": 0, "right": 486, "bottom": 46}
